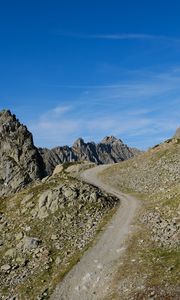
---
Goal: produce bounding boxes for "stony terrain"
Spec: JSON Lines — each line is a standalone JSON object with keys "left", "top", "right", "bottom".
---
{"left": 101, "top": 138, "right": 180, "bottom": 196}
{"left": 0, "top": 164, "right": 119, "bottom": 299}
{"left": 0, "top": 110, "right": 45, "bottom": 197}
{"left": 99, "top": 136, "right": 180, "bottom": 299}
{"left": 39, "top": 136, "right": 140, "bottom": 176}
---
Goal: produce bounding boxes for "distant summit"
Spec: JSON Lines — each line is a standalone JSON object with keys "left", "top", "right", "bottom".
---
{"left": 40, "top": 135, "right": 140, "bottom": 175}
{"left": 101, "top": 136, "right": 123, "bottom": 144}
{"left": 72, "top": 137, "right": 86, "bottom": 148}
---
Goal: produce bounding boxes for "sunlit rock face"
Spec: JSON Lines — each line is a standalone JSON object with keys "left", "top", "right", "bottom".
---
{"left": 0, "top": 110, "right": 45, "bottom": 196}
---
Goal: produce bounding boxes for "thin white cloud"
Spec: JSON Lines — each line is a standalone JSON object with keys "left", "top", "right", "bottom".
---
{"left": 39, "top": 105, "right": 72, "bottom": 121}
{"left": 57, "top": 31, "right": 180, "bottom": 42}
{"left": 28, "top": 68, "right": 180, "bottom": 149}
{"left": 52, "top": 105, "right": 72, "bottom": 114}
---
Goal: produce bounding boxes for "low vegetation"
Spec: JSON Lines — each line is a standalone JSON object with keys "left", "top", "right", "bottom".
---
{"left": 0, "top": 164, "right": 119, "bottom": 299}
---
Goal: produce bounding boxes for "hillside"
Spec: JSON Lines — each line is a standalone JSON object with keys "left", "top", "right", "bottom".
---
{"left": 99, "top": 137, "right": 180, "bottom": 299}
{"left": 0, "top": 163, "right": 119, "bottom": 299}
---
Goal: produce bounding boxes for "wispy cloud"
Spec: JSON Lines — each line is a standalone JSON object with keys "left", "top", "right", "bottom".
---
{"left": 29, "top": 105, "right": 81, "bottom": 148}
{"left": 57, "top": 31, "right": 180, "bottom": 43}
{"left": 29, "top": 68, "right": 180, "bottom": 149}
{"left": 39, "top": 105, "right": 72, "bottom": 121}
{"left": 52, "top": 105, "right": 71, "bottom": 114}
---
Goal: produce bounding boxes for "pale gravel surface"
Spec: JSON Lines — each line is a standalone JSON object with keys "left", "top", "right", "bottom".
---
{"left": 50, "top": 165, "right": 139, "bottom": 300}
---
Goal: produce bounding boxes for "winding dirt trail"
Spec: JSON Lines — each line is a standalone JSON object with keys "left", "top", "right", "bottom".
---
{"left": 50, "top": 165, "right": 139, "bottom": 300}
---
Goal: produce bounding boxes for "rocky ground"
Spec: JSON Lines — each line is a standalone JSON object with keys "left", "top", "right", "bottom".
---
{"left": 0, "top": 164, "right": 119, "bottom": 299}
{"left": 100, "top": 138, "right": 180, "bottom": 299}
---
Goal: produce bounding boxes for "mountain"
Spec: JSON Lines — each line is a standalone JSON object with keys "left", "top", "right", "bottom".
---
{"left": 39, "top": 136, "right": 139, "bottom": 175}
{"left": 0, "top": 109, "right": 140, "bottom": 195}
{"left": 0, "top": 110, "right": 45, "bottom": 197}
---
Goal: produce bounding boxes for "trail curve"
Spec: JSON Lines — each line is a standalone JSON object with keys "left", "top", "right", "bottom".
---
{"left": 50, "top": 165, "right": 139, "bottom": 300}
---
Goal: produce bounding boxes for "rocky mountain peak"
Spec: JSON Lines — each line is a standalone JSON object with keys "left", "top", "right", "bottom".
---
{"left": 0, "top": 110, "right": 45, "bottom": 197}
{"left": 0, "top": 109, "right": 12, "bottom": 117}
{"left": 101, "top": 136, "right": 123, "bottom": 144}
{"left": 72, "top": 137, "right": 85, "bottom": 148}
{"left": 0, "top": 109, "right": 32, "bottom": 146}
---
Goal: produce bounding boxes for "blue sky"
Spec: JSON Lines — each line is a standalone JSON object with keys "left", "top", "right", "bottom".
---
{"left": 0, "top": 0, "right": 180, "bottom": 149}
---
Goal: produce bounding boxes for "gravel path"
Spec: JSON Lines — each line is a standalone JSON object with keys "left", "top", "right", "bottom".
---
{"left": 50, "top": 165, "right": 139, "bottom": 300}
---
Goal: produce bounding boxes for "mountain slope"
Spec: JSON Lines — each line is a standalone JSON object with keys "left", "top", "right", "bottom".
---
{"left": 0, "top": 164, "right": 119, "bottom": 299}
{"left": 99, "top": 136, "right": 180, "bottom": 299}
{"left": 101, "top": 138, "right": 180, "bottom": 195}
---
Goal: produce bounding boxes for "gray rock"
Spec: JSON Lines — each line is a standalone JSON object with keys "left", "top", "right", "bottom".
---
{"left": 23, "top": 236, "right": 41, "bottom": 250}
{"left": 5, "top": 248, "right": 17, "bottom": 257}
{"left": 64, "top": 188, "right": 77, "bottom": 199}
{"left": 38, "top": 189, "right": 58, "bottom": 218}
{"left": 0, "top": 110, "right": 45, "bottom": 197}
{"left": 51, "top": 234, "right": 58, "bottom": 240}
{"left": 49, "top": 198, "right": 59, "bottom": 213}
{"left": 38, "top": 190, "right": 50, "bottom": 209}
{"left": 1, "top": 264, "right": 11, "bottom": 271}
{"left": 15, "top": 232, "right": 24, "bottom": 241}
{"left": 55, "top": 256, "right": 61, "bottom": 265}
{"left": 21, "top": 193, "right": 34, "bottom": 205}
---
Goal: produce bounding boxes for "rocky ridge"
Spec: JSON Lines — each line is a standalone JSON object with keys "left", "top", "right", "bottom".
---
{"left": 39, "top": 136, "right": 139, "bottom": 176}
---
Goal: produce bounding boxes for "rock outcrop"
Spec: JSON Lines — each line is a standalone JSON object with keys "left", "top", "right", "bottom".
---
{"left": 0, "top": 110, "right": 45, "bottom": 197}
{"left": 39, "top": 136, "right": 138, "bottom": 175}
